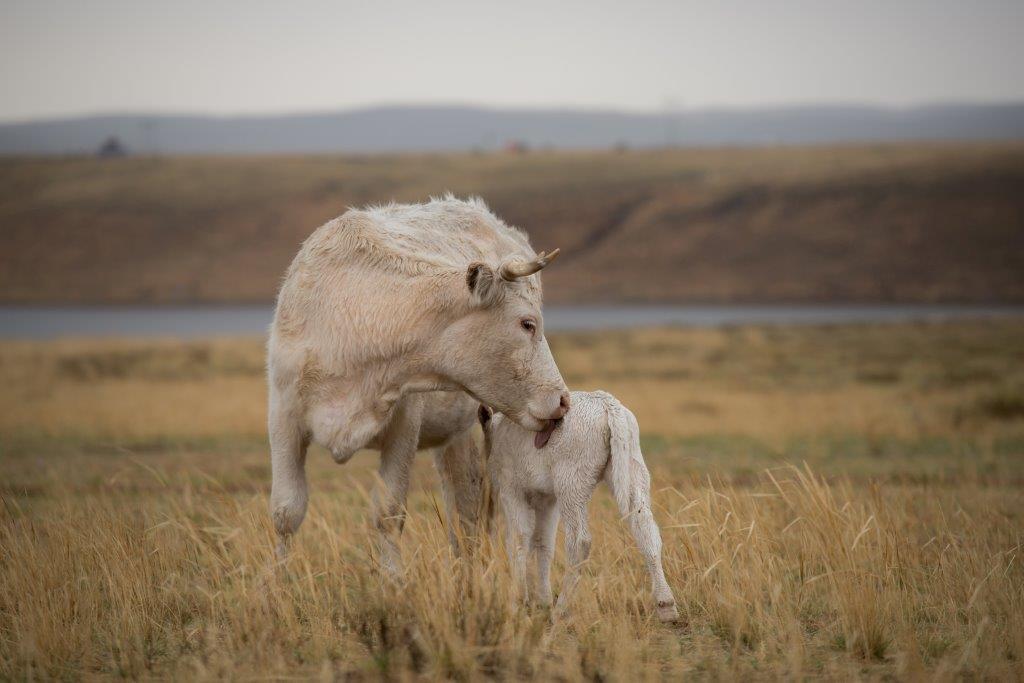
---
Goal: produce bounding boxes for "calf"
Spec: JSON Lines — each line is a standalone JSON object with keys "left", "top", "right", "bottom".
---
{"left": 480, "top": 391, "right": 678, "bottom": 622}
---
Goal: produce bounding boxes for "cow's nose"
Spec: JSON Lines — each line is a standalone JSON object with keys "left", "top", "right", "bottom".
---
{"left": 551, "top": 391, "right": 570, "bottom": 419}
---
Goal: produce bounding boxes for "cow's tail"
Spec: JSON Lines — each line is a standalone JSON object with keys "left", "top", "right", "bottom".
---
{"left": 599, "top": 392, "right": 654, "bottom": 527}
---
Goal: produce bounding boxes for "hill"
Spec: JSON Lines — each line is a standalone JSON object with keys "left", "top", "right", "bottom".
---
{"left": 1, "top": 144, "right": 1023, "bottom": 305}
{"left": 2, "top": 103, "right": 1024, "bottom": 155}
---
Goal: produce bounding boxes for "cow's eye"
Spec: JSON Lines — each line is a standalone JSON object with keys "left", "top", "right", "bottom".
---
{"left": 520, "top": 318, "right": 537, "bottom": 335}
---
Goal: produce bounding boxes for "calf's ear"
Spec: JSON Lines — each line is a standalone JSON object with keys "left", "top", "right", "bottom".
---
{"left": 466, "top": 262, "right": 502, "bottom": 306}
{"left": 478, "top": 404, "right": 493, "bottom": 426}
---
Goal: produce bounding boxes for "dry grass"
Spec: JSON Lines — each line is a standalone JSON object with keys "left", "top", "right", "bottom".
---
{"left": 2, "top": 321, "right": 1024, "bottom": 679}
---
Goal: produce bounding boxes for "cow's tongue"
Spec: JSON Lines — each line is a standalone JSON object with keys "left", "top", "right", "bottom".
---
{"left": 534, "top": 419, "right": 560, "bottom": 449}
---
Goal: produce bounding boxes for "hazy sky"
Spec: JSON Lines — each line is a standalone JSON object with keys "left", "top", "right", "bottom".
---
{"left": 2, "top": 0, "right": 1022, "bottom": 122}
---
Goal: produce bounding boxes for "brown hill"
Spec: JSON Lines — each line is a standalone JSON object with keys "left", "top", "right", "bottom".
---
{"left": 1, "top": 144, "right": 1022, "bottom": 304}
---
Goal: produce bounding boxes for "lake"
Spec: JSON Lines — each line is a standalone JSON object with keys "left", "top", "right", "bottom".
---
{"left": 1, "top": 304, "right": 1022, "bottom": 340}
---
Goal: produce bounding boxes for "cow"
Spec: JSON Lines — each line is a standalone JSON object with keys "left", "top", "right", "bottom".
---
{"left": 267, "top": 196, "right": 570, "bottom": 571}
{"left": 479, "top": 391, "right": 679, "bottom": 623}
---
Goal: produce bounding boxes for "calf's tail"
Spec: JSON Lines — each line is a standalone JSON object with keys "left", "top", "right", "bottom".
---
{"left": 600, "top": 392, "right": 655, "bottom": 527}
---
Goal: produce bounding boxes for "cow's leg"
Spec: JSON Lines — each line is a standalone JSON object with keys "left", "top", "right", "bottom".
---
{"left": 433, "top": 428, "right": 483, "bottom": 554}
{"left": 499, "top": 490, "right": 534, "bottom": 601}
{"left": 554, "top": 496, "right": 592, "bottom": 618}
{"left": 531, "top": 498, "right": 559, "bottom": 607}
{"left": 373, "top": 396, "right": 423, "bottom": 576}
{"left": 269, "top": 396, "right": 309, "bottom": 560}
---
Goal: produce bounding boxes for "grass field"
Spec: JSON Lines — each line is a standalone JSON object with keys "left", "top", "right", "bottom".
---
{"left": 2, "top": 321, "right": 1024, "bottom": 679}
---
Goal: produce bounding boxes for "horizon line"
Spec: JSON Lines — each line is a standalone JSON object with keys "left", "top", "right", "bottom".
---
{"left": 3, "top": 99, "right": 1024, "bottom": 127}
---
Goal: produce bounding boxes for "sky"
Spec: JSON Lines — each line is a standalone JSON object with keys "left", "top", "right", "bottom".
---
{"left": 1, "top": 0, "right": 1022, "bottom": 122}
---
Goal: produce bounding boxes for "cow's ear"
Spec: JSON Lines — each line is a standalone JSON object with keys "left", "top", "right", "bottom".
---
{"left": 466, "top": 262, "right": 501, "bottom": 306}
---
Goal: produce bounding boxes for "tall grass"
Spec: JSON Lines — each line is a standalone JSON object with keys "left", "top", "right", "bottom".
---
{"left": 2, "top": 322, "right": 1023, "bottom": 678}
{"left": 2, "top": 459, "right": 1021, "bottom": 679}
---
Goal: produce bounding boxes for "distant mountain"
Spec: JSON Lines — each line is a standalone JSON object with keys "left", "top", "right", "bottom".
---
{"left": 2, "top": 103, "right": 1024, "bottom": 155}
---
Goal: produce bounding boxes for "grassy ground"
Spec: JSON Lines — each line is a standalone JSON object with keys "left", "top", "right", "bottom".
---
{"left": 2, "top": 321, "right": 1023, "bottom": 679}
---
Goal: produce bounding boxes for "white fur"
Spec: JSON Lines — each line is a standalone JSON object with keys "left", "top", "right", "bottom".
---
{"left": 267, "top": 197, "right": 569, "bottom": 571}
{"left": 483, "top": 391, "right": 679, "bottom": 622}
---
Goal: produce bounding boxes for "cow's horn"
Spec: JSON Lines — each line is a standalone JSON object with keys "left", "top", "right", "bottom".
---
{"left": 500, "top": 248, "right": 561, "bottom": 280}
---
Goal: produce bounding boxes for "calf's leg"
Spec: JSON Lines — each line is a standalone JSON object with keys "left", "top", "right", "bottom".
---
{"left": 627, "top": 507, "right": 679, "bottom": 623}
{"left": 554, "top": 498, "right": 592, "bottom": 617}
{"left": 499, "top": 490, "right": 535, "bottom": 600}
{"left": 604, "top": 450, "right": 679, "bottom": 623}
{"left": 531, "top": 499, "right": 559, "bottom": 607}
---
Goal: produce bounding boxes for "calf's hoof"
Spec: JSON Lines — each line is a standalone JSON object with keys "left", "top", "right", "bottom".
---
{"left": 656, "top": 600, "right": 680, "bottom": 624}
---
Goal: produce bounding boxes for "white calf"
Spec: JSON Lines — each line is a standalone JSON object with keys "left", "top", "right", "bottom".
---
{"left": 480, "top": 391, "right": 678, "bottom": 622}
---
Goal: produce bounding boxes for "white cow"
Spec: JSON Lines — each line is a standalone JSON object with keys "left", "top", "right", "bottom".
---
{"left": 480, "top": 391, "right": 679, "bottom": 622}
{"left": 267, "top": 197, "right": 570, "bottom": 569}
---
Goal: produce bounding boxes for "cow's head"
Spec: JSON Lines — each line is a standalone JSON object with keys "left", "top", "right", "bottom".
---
{"left": 438, "top": 248, "right": 569, "bottom": 442}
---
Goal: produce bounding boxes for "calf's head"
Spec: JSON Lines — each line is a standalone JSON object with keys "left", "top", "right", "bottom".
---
{"left": 439, "top": 249, "right": 570, "bottom": 435}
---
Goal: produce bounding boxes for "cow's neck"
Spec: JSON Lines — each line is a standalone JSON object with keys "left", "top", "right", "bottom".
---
{"left": 362, "top": 281, "right": 473, "bottom": 434}
{"left": 373, "top": 367, "right": 458, "bottom": 415}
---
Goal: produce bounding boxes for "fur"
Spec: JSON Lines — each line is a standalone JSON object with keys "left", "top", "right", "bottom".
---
{"left": 482, "top": 391, "right": 679, "bottom": 622}
{"left": 267, "top": 197, "right": 568, "bottom": 573}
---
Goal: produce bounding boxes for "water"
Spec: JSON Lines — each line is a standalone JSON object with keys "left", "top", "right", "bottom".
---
{"left": 1, "top": 304, "right": 1021, "bottom": 340}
